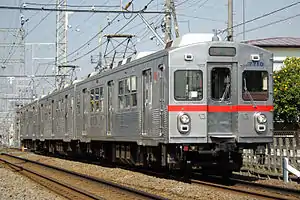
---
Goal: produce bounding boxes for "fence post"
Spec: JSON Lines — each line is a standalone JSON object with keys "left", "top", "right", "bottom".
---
{"left": 283, "top": 157, "right": 289, "bottom": 183}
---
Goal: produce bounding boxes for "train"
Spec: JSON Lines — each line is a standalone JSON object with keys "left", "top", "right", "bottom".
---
{"left": 16, "top": 33, "right": 274, "bottom": 177}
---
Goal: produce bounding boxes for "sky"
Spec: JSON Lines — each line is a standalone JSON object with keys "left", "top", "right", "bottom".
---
{"left": 0, "top": 0, "right": 299, "bottom": 95}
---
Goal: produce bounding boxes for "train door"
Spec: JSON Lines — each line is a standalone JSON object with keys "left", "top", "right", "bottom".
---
{"left": 64, "top": 95, "right": 68, "bottom": 137}
{"left": 207, "top": 63, "right": 234, "bottom": 136}
{"left": 82, "top": 88, "right": 89, "bottom": 136}
{"left": 142, "top": 69, "right": 152, "bottom": 136}
{"left": 51, "top": 100, "right": 55, "bottom": 138}
{"left": 39, "top": 104, "right": 43, "bottom": 139}
{"left": 107, "top": 80, "right": 113, "bottom": 136}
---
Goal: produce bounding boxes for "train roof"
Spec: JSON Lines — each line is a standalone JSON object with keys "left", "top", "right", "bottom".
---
{"left": 19, "top": 33, "right": 272, "bottom": 108}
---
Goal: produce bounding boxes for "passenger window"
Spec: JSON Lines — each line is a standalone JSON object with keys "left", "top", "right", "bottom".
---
{"left": 76, "top": 94, "right": 80, "bottom": 114}
{"left": 90, "top": 89, "right": 95, "bottom": 112}
{"left": 119, "top": 80, "right": 124, "bottom": 95}
{"left": 242, "top": 70, "right": 268, "bottom": 101}
{"left": 211, "top": 68, "right": 231, "bottom": 101}
{"left": 95, "top": 88, "right": 100, "bottom": 112}
{"left": 131, "top": 76, "right": 137, "bottom": 107}
{"left": 99, "top": 87, "right": 104, "bottom": 112}
{"left": 174, "top": 70, "right": 203, "bottom": 101}
{"left": 118, "top": 80, "right": 125, "bottom": 109}
{"left": 125, "top": 78, "right": 131, "bottom": 108}
{"left": 118, "top": 76, "right": 138, "bottom": 110}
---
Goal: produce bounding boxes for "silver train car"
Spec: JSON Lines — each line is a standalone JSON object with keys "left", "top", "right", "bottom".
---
{"left": 16, "top": 34, "right": 274, "bottom": 175}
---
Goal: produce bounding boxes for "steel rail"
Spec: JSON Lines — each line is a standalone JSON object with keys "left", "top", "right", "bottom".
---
{"left": 0, "top": 153, "right": 169, "bottom": 200}
{"left": 191, "top": 175, "right": 300, "bottom": 200}
{"left": 0, "top": 157, "right": 104, "bottom": 200}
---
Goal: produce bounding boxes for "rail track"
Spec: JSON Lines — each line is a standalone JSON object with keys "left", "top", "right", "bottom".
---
{"left": 3, "top": 149, "right": 300, "bottom": 200}
{"left": 0, "top": 153, "right": 169, "bottom": 200}
{"left": 192, "top": 173, "right": 300, "bottom": 200}
{"left": 239, "top": 168, "right": 300, "bottom": 183}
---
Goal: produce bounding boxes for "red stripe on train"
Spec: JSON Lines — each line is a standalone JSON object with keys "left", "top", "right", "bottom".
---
{"left": 167, "top": 105, "right": 274, "bottom": 112}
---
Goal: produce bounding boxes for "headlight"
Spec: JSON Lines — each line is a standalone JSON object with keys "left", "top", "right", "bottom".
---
{"left": 257, "top": 114, "right": 267, "bottom": 123}
{"left": 180, "top": 114, "right": 190, "bottom": 124}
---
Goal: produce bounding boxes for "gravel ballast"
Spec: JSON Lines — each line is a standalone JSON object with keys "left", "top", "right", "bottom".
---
{"left": 0, "top": 164, "right": 66, "bottom": 200}
{"left": 14, "top": 152, "right": 267, "bottom": 200}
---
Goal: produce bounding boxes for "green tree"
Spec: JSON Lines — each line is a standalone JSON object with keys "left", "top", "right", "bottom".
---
{"left": 273, "top": 57, "right": 300, "bottom": 125}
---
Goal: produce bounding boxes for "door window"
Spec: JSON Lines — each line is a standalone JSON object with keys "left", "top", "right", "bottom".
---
{"left": 211, "top": 68, "right": 231, "bottom": 101}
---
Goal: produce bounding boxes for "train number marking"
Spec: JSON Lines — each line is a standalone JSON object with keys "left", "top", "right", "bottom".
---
{"left": 245, "top": 61, "right": 264, "bottom": 67}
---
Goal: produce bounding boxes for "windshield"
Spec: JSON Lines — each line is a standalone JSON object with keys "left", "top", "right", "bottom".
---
{"left": 174, "top": 70, "right": 203, "bottom": 101}
{"left": 242, "top": 70, "right": 268, "bottom": 101}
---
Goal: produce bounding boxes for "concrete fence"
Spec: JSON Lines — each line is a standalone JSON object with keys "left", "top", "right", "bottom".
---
{"left": 242, "top": 129, "right": 300, "bottom": 175}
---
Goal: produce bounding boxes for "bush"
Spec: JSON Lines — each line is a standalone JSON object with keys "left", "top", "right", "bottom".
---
{"left": 273, "top": 57, "right": 300, "bottom": 125}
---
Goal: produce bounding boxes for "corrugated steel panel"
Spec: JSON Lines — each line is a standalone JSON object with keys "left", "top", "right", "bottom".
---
{"left": 244, "top": 37, "right": 300, "bottom": 47}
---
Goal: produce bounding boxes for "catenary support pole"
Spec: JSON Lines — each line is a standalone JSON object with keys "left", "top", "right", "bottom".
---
{"left": 164, "top": 0, "right": 172, "bottom": 43}
{"left": 227, "top": 0, "right": 233, "bottom": 41}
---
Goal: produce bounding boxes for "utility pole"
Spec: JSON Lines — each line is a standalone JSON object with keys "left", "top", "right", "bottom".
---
{"left": 242, "top": 0, "right": 245, "bottom": 40}
{"left": 164, "top": 0, "right": 172, "bottom": 43}
{"left": 96, "top": 25, "right": 103, "bottom": 71}
{"left": 227, "top": 0, "right": 233, "bottom": 41}
{"left": 170, "top": 0, "right": 180, "bottom": 38}
{"left": 55, "top": 0, "right": 68, "bottom": 89}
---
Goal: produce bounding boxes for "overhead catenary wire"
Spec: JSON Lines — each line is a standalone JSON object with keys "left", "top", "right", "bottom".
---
{"left": 177, "top": 13, "right": 225, "bottom": 23}
{"left": 3, "top": 10, "right": 53, "bottom": 66}
{"left": 235, "top": 13, "right": 300, "bottom": 37}
{"left": 53, "top": 0, "right": 155, "bottom": 64}
{"left": 26, "top": 0, "right": 54, "bottom": 22}
{"left": 32, "top": 14, "right": 123, "bottom": 90}
{"left": 24, "top": 11, "right": 52, "bottom": 38}
{"left": 176, "top": 0, "right": 210, "bottom": 10}
{"left": 60, "top": 0, "right": 156, "bottom": 66}
{"left": 57, "top": 0, "right": 155, "bottom": 65}
{"left": 2, "top": 1, "right": 54, "bottom": 65}
{"left": 219, "top": 1, "right": 300, "bottom": 34}
{"left": 26, "top": 0, "right": 90, "bottom": 92}
{"left": 63, "top": 14, "right": 138, "bottom": 64}
{"left": 0, "top": 5, "right": 167, "bottom": 14}
{"left": 24, "top": 2, "right": 120, "bottom": 8}
{"left": 175, "top": 0, "right": 195, "bottom": 7}
{"left": 55, "top": 13, "right": 122, "bottom": 64}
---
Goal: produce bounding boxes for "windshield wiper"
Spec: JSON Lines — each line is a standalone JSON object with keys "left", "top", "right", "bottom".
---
{"left": 220, "top": 75, "right": 230, "bottom": 102}
{"left": 243, "top": 78, "right": 256, "bottom": 108}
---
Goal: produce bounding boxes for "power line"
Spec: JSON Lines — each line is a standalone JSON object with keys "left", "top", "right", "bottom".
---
{"left": 56, "top": 14, "right": 122, "bottom": 64}
{"left": 26, "top": 0, "right": 54, "bottom": 22}
{"left": 177, "top": 13, "right": 225, "bottom": 23}
{"left": 219, "top": 1, "right": 300, "bottom": 34}
{"left": 2, "top": 10, "right": 53, "bottom": 66}
{"left": 177, "top": 0, "right": 210, "bottom": 10}
{"left": 28, "top": 0, "right": 156, "bottom": 89}
{"left": 0, "top": 5, "right": 167, "bottom": 14}
{"left": 24, "top": 11, "right": 52, "bottom": 38}
{"left": 63, "top": 14, "right": 138, "bottom": 64}
{"left": 24, "top": 2, "right": 120, "bottom": 8}
{"left": 235, "top": 13, "right": 300, "bottom": 37}
{"left": 1, "top": 29, "right": 21, "bottom": 63}
{"left": 175, "top": 0, "right": 193, "bottom": 7}
{"left": 121, "top": 15, "right": 161, "bottom": 35}
{"left": 56, "top": 0, "right": 156, "bottom": 65}
{"left": 60, "top": 0, "right": 156, "bottom": 66}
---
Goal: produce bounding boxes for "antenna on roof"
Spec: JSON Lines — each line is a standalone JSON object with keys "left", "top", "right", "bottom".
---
{"left": 212, "top": 29, "right": 219, "bottom": 41}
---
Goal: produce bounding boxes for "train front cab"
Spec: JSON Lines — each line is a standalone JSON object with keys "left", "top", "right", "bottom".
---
{"left": 167, "top": 42, "right": 273, "bottom": 174}
{"left": 206, "top": 43, "right": 273, "bottom": 172}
